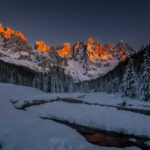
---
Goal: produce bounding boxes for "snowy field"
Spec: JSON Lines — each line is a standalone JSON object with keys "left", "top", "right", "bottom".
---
{"left": 0, "top": 83, "right": 150, "bottom": 150}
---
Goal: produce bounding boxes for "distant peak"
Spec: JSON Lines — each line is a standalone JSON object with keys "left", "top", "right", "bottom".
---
{"left": 14, "top": 31, "right": 27, "bottom": 42}
{"left": 56, "top": 43, "right": 71, "bottom": 57}
{"left": 87, "top": 37, "right": 99, "bottom": 45}
{"left": 0, "top": 24, "right": 4, "bottom": 32}
{"left": 114, "top": 40, "right": 135, "bottom": 61}
{"left": 120, "top": 40, "right": 124, "bottom": 43}
{"left": 34, "top": 41, "right": 50, "bottom": 52}
{"left": 0, "top": 23, "right": 27, "bottom": 42}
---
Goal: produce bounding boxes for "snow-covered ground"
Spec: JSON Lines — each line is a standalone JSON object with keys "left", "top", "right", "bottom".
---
{"left": 28, "top": 101, "right": 150, "bottom": 137}
{"left": 0, "top": 83, "right": 102, "bottom": 150}
{"left": 1, "top": 83, "right": 150, "bottom": 150}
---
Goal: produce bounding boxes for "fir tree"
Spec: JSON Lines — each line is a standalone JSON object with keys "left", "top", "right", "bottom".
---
{"left": 140, "top": 47, "right": 150, "bottom": 101}
{"left": 43, "top": 73, "right": 49, "bottom": 92}
{"left": 122, "top": 59, "right": 137, "bottom": 98}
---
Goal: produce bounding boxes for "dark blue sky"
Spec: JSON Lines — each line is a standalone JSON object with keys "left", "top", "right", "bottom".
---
{"left": 0, "top": 0, "right": 150, "bottom": 49}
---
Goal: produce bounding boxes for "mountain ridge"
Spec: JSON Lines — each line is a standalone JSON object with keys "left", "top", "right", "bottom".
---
{"left": 0, "top": 24, "right": 135, "bottom": 82}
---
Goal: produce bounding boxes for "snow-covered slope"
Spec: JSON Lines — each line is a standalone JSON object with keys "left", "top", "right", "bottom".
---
{"left": 66, "top": 59, "right": 119, "bottom": 82}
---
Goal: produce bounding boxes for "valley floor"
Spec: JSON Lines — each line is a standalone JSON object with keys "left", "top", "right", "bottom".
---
{"left": 0, "top": 83, "right": 150, "bottom": 150}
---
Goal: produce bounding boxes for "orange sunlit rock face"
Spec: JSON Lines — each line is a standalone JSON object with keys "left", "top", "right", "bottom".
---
{"left": 121, "top": 53, "right": 127, "bottom": 61}
{"left": 56, "top": 43, "right": 71, "bottom": 57}
{"left": 115, "top": 42, "right": 127, "bottom": 61}
{"left": 101, "top": 51, "right": 108, "bottom": 60}
{"left": 2, "top": 27, "right": 14, "bottom": 39}
{"left": 14, "top": 31, "right": 27, "bottom": 42}
{"left": 87, "top": 38, "right": 100, "bottom": 61}
{"left": 0, "top": 24, "right": 130, "bottom": 63}
{"left": 74, "top": 42, "right": 80, "bottom": 51}
{"left": 0, "top": 24, "right": 27, "bottom": 42}
{"left": 0, "top": 24, "right": 4, "bottom": 32}
{"left": 34, "top": 41, "right": 50, "bottom": 52}
{"left": 87, "top": 38, "right": 109, "bottom": 61}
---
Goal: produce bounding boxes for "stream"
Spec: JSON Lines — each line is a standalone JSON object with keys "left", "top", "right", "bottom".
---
{"left": 11, "top": 98, "right": 150, "bottom": 150}
{"left": 41, "top": 117, "right": 150, "bottom": 150}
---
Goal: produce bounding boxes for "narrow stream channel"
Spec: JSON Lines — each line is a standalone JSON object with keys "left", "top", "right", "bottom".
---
{"left": 12, "top": 98, "right": 150, "bottom": 116}
{"left": 11, "top": 98, "right": 150, "bottom": 149}
{"left": 41, "top": 117, "right": 150, "bottom": 150}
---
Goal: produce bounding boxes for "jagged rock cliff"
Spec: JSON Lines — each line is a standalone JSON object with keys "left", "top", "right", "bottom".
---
{"left": 0, "top": 24, "right": 135, "bottom": 82}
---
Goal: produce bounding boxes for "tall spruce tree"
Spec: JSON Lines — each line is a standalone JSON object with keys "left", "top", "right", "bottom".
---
{"left": 122, "top": 59, "right": 137, "bottom": 98}
{"left": 140, "top": 47, "right": 150, "bottom": 101}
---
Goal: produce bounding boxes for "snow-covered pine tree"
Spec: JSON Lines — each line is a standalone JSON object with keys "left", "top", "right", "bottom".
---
{"left": 32, "top": 74, "right": 38, "bottom": 88}
{"left": 43, "top": 73, "right": 50, "bottom": 92}
{"left": 50, "top": 73, "right": 55, "bottom": 93}
{"left": 122, "top": 59, "right": 137, "bottom": 98}
{"left": 59, "top": 80, "right": 64, "bottom": 93}
{"left": 69, "top": 80, "right": 74, "bottom": 92}
{"left": 140, "top": 46, "right": 150, "bottom": 101}
{"left": 36, "top": 73, "right": 43, "bottom": 90}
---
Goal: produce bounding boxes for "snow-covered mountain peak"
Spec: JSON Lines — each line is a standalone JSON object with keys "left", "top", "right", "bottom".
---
{"left": 34, "top": 41, "right": 50, "bottom": 53}
{"left": 115, "top": 40, "right": 135, "bottom": 55}
{"left": 0, "top": 24, "right": 27, "bottom": 43}
{"left": 0, "top": 24, "right": 135, "bottom": 82}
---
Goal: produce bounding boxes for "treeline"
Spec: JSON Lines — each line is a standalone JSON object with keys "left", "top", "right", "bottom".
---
{"left": 0, "top": 60, "right": 74, "bottom": 93}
